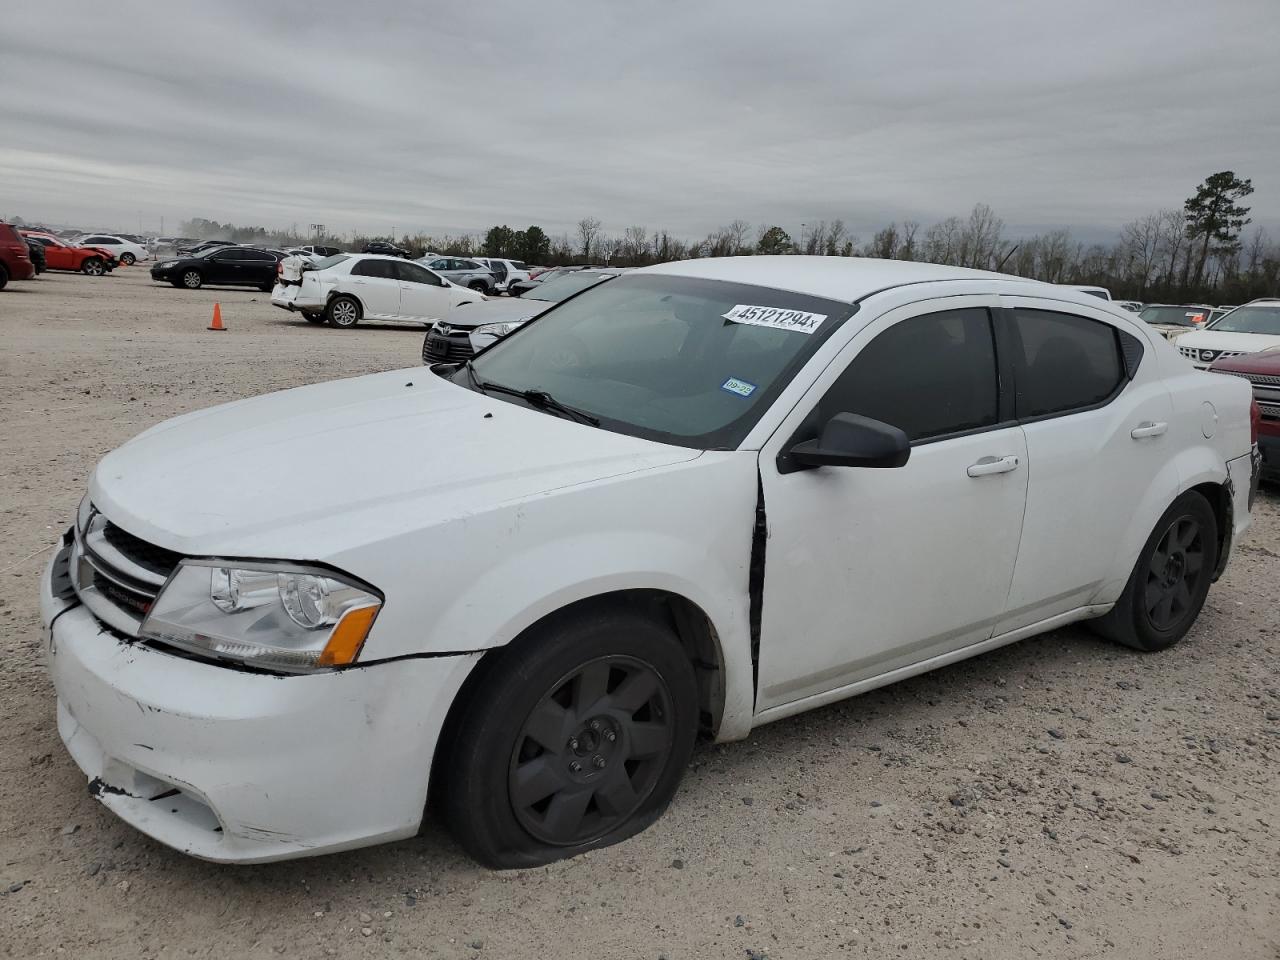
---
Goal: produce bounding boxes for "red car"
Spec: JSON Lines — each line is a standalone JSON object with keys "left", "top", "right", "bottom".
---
{"left": 0, "top": 222, "right": 36, "bottom": 289}
{"left": 1212, "top": 348, "right": 1278, "bottom": 484}
{"left": 19, "top": 231, "right": 117, "bottom": 276}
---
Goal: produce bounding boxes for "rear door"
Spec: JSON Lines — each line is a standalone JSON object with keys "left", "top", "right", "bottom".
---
{"left": 348, "top": 259, "right": 402, "bottom": 319}
{"left": 395, "top": 261, "right": 451, "bottom": 321}
{"left": 230, "top": 248, "right": 275, "bottom": 285}
{"left": 205, "top": 249, "right": 240, "bottom": 282}
{"left": 992, "top": 298, "right": 1175, "bottom": 633}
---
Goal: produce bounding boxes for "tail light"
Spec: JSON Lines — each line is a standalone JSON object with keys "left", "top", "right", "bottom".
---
{"left": 1250, "top": 397, "right": 1261, "bottom": 445}
{"left": 276, "top": 262, "right": 283, "bottom": 274}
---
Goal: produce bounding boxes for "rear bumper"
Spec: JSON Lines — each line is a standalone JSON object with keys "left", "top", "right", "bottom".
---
{"left": 7, "top": 259, "right": 36, "bottom": 281}
{"left": 41, "top": 534, "right": 481, "bottom": 863}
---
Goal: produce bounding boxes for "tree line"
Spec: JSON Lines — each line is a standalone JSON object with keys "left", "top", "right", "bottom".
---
{"left": 163, "top": 170, "right": 1274, "bottom": 304}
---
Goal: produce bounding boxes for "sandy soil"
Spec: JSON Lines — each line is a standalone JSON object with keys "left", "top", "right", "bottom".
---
{"left": 1, "top": 268, "right": 1277, "bottom": 959}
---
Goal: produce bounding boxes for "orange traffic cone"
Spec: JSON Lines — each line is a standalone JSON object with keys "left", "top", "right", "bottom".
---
{"left": 208, "top": 303, "right": 225, "bottom": 332}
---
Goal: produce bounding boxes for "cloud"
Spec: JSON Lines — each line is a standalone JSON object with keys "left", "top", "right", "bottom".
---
{"left": 1, "top": 0, "right": 1277, "bottom": 242}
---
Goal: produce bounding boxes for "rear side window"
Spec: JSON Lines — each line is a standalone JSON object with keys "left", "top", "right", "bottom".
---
{"left": 236, "top": 249, "right": 272, "bottom": 261}
{"left": 351, "top": 259, "right": 397, "bottom": 279}
{"left": 511, "top": 261, "right": 528, "bottom": 270}
{"left": 818, "top": 308, "right": 999, "bottom": 442}
{"left": 1009, "top": 309, "right": 1125, "bottom": 418}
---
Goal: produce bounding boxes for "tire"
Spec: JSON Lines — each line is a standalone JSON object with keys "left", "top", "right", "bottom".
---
{"left": 120, "top": 252, "right": 136, "bottom": 265}
{"left": 81, "top": 257, "right": 105, "bottom": 276}
{"left": 439, "top": 606, "right": 698, "bottom": 868}
{"left": 0, "top": 264, "right": 8, "bottom": 290}
{"left": 326, "top": 295, "right": 361, "bottom": 328}
{"left": 304, "top": 313, "right": 325, "bottom": 324}
{"left": 181, "top": 269, "right": 203, "bottom": 289}
{"left": 468, "top": 280, "right": 489, "bottom": 293}
{"left": 1091, "top": 491, "right": 1218, "bottom": 652}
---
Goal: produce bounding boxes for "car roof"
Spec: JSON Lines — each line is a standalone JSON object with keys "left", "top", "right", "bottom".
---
{"left": 636, "top": 256, "right": 1031, "bottom": 303}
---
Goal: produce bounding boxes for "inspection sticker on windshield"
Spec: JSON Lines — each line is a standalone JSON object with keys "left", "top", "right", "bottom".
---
{"left": 723, "top": 304, "right": 827, "bottom": 335}
{"left": 720, "top": 377, "right": 757, "bottom": 398}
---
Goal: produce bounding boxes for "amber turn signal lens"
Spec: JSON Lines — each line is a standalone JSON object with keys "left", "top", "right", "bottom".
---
{"left": 317, "top": 604, "right": 380, "bottom": 667}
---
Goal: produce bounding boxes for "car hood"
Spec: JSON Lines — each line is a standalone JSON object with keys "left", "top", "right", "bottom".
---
{"left": 444, "top": 297, "right": 548, "bottom": 329}
{"left": 1210, "top": 345, "right": 1280, "bottom": 374}
{"left": 1175, "top": 330, "right": 1280, "bottom": 352}
{"left": 89, "top": 367, "right": 701, "bottom": 558}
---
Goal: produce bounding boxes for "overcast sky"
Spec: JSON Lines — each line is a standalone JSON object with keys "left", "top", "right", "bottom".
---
{"left": 2, "top": 0, "right": 1278, "bottom": 243}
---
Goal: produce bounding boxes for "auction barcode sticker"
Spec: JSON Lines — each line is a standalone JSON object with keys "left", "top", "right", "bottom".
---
{"left": 723, "top": 304, "right": 827, "bottom": 335}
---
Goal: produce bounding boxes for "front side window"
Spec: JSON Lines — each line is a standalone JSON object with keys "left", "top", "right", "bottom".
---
{"left": 396, "top": 262, "right": 442, "bottom": 285}
{"left": 1009, "top": 308, "right": 1125, "bottom": 418}
{"left": 815, "top": 309, "right": 999, "bottom": 442}
{"left": 467, "top": 274, "right": 857, "bottom": 449}
{"left": 1208, "top": 304, "right": 1280, "bottom": 335}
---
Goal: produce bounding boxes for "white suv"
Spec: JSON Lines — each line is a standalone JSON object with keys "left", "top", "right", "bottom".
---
{"left": 42, "top": 257, "right": 1258, "bottom": 866}
{"left": 472, "top": 257, "right": 532, "bottom": 293}
{"left": 1174, "top": 299, "right": 1280, "bottom": 368}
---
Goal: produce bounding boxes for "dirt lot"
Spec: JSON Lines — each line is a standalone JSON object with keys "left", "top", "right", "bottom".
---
{"left": 1, "top": 267, "right": 1277, "bottom": 959}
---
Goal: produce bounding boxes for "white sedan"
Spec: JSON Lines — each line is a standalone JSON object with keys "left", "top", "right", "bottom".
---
{"left": 75, "top": 234, "right": 150, "bottom": 265}
{"left": 270, "top": 252, "right": 483, "bottom": 327}
{"left": 41, "top": 257, "right": 1258, "bottom": 865}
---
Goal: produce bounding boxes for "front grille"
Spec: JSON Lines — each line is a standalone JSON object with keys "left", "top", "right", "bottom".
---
{"left": 1261, "top": 402, "right": 1280, "bottom": 421}
{"left": 1180, "top": 347, "right": 1244, "bottom": 364}
{"left": 423, "top": 332, "right": 474, "bottom": 363}
{"left": 73, "top": 506, "right": 181, "bottom": 636}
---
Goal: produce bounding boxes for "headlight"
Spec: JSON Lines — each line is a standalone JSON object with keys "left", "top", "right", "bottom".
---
{"left": 139, "top": 560, "right": 381, "bottom": 674}
{"left": 157, "top": 260, "right": 178, "bottom": 269}
{"left": 474, "top": 320, "right": 525, "bottom": 337}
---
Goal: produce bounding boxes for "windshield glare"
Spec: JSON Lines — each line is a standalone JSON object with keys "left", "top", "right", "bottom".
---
{"left": 530, "top": 272, "right": 616, "bottom": 302}
{"left": 1139, "top": 306, "right": 1208, "bottom": 328}
{"left": 466, "top": 274, "right": 855, "bottom": 449}
{"left": 1208, "top": 305, "right": 1280, "bottom": 335}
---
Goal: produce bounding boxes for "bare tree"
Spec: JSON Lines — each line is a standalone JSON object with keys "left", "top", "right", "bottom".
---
{"left": 576, "top": 217, "right": 602, "bottom": 260}
{"left": 1119, "top": 212, "right": 1163, "bottom": 296}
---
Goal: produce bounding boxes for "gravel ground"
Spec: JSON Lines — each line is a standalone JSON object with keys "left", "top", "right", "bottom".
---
{"left": 1, "top": 268, "right": 1278, "bottom": 959}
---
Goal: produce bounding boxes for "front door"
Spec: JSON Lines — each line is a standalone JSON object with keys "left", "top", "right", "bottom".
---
{"left": 395, "top": 261, "right": 452, "bottom": 322}
{"left": 756, "top": 299, "right": 1028, "bottom": 712}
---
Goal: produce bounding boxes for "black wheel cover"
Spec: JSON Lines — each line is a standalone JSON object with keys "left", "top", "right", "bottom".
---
{"left": 1143, "top": 515, "right": 1207, "bottom": 632}
{"left": 508, "top": 655, "right": 675, "bottom": 846}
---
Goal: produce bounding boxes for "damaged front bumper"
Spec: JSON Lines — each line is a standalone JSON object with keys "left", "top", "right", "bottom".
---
{"left": 41, "top": 534, "right": 480, "bottom": 863}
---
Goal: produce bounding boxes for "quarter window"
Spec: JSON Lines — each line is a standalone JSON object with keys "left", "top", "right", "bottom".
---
{"left": 1008, "top": 309, "right": 1125, "bottom": 418}
{"left": 817, "top": 308, "right": 999, "bottom": 442}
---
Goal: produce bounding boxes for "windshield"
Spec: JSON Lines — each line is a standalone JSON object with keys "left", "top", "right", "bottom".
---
{"left": 1208, "top": 305, "right": 1280, "bottom": 335}
{"left": 1139, "top": 306, "right": 1208, "bottom": 328}
{"left": 466, "top": 274, "right": 856, "bottom": 449}
{"left": 529, "top": 272, "right": 617, "bottom": 302}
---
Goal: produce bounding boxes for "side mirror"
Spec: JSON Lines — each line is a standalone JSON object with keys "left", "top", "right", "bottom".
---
{"left": 782, "top": 413, "right": 910, "bottom": 472}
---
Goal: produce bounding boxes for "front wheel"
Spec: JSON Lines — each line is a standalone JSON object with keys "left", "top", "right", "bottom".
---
{"left": 1092, "top": 491, "right": 1218, "bottom": 652}
{"left": 439, "top": 607, "right": 698, "bottom": 868}
{"left": 181, "top": 269, "right": 203, "bottom": 289}
{"left": 120, "top": 252, "right": 136, "bottom": 265}
{"left": 326, "top": 294, "right": 361, "bottom": 328}
{"left": 81, "top": 257, "right": 105, "bottom": 276}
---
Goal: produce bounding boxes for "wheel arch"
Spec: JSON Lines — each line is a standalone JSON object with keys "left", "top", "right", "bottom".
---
{"left": 432, "top": 589, "right": 731, "bottom": 767}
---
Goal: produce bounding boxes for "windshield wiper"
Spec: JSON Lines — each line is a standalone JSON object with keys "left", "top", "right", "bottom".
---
{"left": 463, "top": 361, "right": 599, "bottom": 427}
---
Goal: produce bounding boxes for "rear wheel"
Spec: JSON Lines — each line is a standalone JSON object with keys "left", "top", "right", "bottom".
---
{"left": 181, "top": 269, "right": 203, "bottom": 289}
{"left": 468, "top": 280, "right": 489, "bottom": 293}
{"left": 326, "top": 295, "right": 361, "bottom": 328}
{"left": 1092, "top": 491, "right": 1218, "bottom": 652}
{"left": 120, "top": 252, "right": 136, "bottom": 265}
{"left": 81, "top": 257, "right": 105, "bottom": 276}
{"left": 440, "top": 607, "right": 698, "bottom": 868}
{"left": 0, "top": 264, "right": 8, "bottom": 290}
